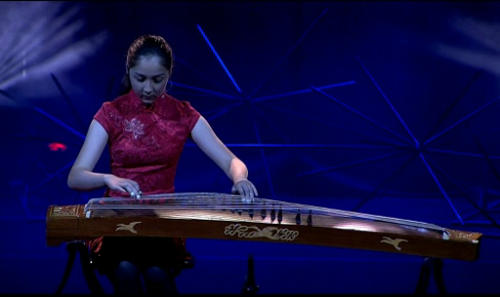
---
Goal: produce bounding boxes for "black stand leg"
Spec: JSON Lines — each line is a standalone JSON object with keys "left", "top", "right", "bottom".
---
{"left": 55, "top": 242, "right": 79, "bottom": 294}
{"left": 432, "top": 258, "right": 447, "bottom": 294}
{"left": 77, "top": 242, "right": 104, "bottom": 294}
{"left": 242, "top": 254, "right": 259, "bottom": 295}
{"left": 415, "top": 257, "right": 446, "bottom": 294}
{"left": 55, "top": 241, "right": 103, "bottom": 295}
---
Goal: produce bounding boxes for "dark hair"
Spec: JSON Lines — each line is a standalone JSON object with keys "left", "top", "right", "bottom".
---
{"left": 119, "top": 35, "right": 174, "bottom": 95}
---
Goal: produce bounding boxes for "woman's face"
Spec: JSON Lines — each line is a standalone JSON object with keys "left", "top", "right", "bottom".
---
{"left": 129, "top": 55, "right": 169, "bottom": 104}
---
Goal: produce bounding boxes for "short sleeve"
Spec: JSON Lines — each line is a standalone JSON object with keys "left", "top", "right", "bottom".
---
{"left": 181, "top": 101, "right": 201, "bottom": 132}
{"left": 93, "top": 102, "right": 119, "bottom": 135}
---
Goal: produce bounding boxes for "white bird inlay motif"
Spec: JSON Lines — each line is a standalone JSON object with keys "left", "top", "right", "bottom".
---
{"left": 115, "top": 221, "right": 142, "bottom": 234}
{"left": 380, "top": 236, "right": 408, "bottom": 251}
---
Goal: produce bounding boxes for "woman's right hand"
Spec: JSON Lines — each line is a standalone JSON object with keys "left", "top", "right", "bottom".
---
{"left": 103, "top": 174, "right": 142, "bottom": 198}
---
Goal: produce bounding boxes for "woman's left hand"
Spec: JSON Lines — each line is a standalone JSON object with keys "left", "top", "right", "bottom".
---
{"left": 231, "top": 178, "right": 258, "bottom": 203}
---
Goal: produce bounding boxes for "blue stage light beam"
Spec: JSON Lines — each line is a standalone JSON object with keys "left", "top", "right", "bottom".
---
{"left": 32, "top": 107, "right": 85, "bottom": 140}
{"left": 261, "top": 103, "right": 409, "bottom": 147}
{"left": 0, "top": 3, "right": 74, "bottom": 72}
{"left": 356, "top": 56, "right": 420, "bottom": 148}
{"left": 2, "top": 88, "right": 87, "bottom": 202}
{"left": 474, "top": 134, "right": 500, "bottom": 194}
{"left": 207, "top": 101, "right": 244, "bottom": 122}
{"left": 197, "top": 24, "right": 242, "bottom": 94}
{"left": 479, "top": 189, "right": 485, "bottom": 210}
{"left": 0, "top": 2, "right": 109, "bottom": 92}
{"left": 0, "top": 3, "right": 78, "bottom": 81}
{"left": 311, "top": 86, "right": 412, "bottom": 146}
{"left": 253, "top": 105, "right": 292, "bottom": 143}
{"left": 423, "top": 70, "right": 482, "bottom": 143}
{"left": 239, "top": 143, "right": 395, "bottom": 149}
{"left": 175, "top": 55, "right": 239, "bottom": 94}
{"left": 453, "top": 194, "right": 496, "bottom": 224}
{"left": 1, "top": 85, "right": 86, "bottom": 140}
{"left": 0, "top": 88, "right": 19, "bottom": 107}
{"left": 433, "top": 34, "right": 500, "bottom": 75}
{"left": 452, "top": 16, "right": 500, "bottom": 54}
{"left": 249, "top": 7, "right": 329, "bottom": 98}
{"left": 418, "top": 152, "right": 464, "bottom": 225}
{"left": 424, "top": 154, "right": 500, "bottom": 229}
{"left": 423, "top": 96, "right": 500, "bottom": 146}
{"left": 50, "top": 73, "right": 86, "bottom": 130}
{"left": 252, "top": 80, "right": 356, "bottom": 103}
{"left": 488, "top": 200, "right": 500, "bottom": 211}
{"left": 33, "top": 159, "right": 74, "bottom": 190}
{"left": 426, "top": 148, "right": 500, "bottom": 160}
{"left": 432, "top": 12, "right": 500, "bottom": 134}
{"left": 0, "top": 6, "right": 83, "bottom": 83}
{"left": 298, "top": 150, "right": 401, "bottom": 177}
{"left": 252, "top": 114, "right": 277, "bottom": 198}
{"left": 352, "top": 153, "right": 418, "bottom": 211}
{"left": 299, "top": 154, "right": 383, "bottom": 194}
{"left": 170, "top": 81, "right": 239, "bottom": 100}
{"left": 203, "top": 101, "right": 244, "bottom": 116}
{"left": 486, "top": 188, "right": 500, "bottom": 196}
{"left": 0, "top": 31, "right": 108, "bottom": 91}
{"left": 185, "top": 143, "right": 396, "bottom": 150}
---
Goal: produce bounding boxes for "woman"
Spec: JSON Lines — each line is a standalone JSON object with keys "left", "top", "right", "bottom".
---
{"left": 67, "top": 34, "right": 258, "bottom": 295}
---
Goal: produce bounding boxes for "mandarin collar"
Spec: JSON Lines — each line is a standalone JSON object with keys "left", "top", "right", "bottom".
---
{"left": 128, "top": 90, "right": 168, "bottom": 114}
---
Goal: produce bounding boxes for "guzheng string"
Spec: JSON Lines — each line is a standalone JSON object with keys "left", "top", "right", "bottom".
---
{"left": 84, "top": 192, "right": 447, "bottom": 233}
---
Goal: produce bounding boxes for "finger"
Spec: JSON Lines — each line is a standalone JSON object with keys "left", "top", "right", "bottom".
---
{"left": 125, "top": 182, "right": 138, "bottom": 195}
{"left": 120, "top": 182, "right": 132, "bottom": 192}
{"left": 123, "top": 184, "right": 137, "bottom": 197}
{"left": 246, "top": 186, "right": 255, "bottom": 202}
{"left": 245, "top": 184, "right": 254, "bottom": 198}
{"left": 117, "top": 186, "right": 128, "bottom": 193}
{"left": 239, "top": 181, "right": 256, "bottom": 200}
{"left": 131, "top": 181, "right": 141, "bottom": 194}
{"left": 246, "top": 183, "right": 255, "bottom": 197}
{"left": 244, "top": 186, "right": 252, "bottom": 199}
{"left": 240, "top": 184, "right": 249, "bottom": 198}
{"left": 126, "top": 185, "right": 134, "bottom": 195}
{"left": 236, "top": 183, "right": 245, "bottom": 194}
{"left": 251, "top": 183, "right": 258, "bottom": 197}
{"left": 130, "top": 190, "right": 138, "bottom": 198}
{"left": 243, "top": 194, "right": 253, "bottom": 204}
{"left": 236, "top": 184, "right": 244, "bottom": 197}
{"left": 239, "top": 185, "right": 251, "bottom": 202}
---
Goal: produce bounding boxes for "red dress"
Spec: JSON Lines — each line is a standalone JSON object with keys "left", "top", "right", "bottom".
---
{"left": 94, "top": 89, "right": 200, "bottom": 196}
{"left": 89, "top": 90, "right": 200, "bottom": 271}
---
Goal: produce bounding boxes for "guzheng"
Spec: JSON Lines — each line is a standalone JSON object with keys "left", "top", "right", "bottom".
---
{"left": 46, "top": 192, "right": 481, "bottom": 261}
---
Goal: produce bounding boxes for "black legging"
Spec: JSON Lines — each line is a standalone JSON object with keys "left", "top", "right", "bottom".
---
{"left": 107, "top": 260, "right": 178, "bottom": 295}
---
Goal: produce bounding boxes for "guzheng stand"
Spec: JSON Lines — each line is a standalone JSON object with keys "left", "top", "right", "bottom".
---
{"left": 415, "top": 257, "right": 446, "bottom": 294}
{"left": 55, "top": 240, "right": 103, "bottom": 295}
{"left": 242, "top": 254, "right": 259, "bottom": 295}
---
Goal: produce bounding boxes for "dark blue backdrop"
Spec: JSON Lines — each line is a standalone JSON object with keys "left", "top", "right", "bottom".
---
{"left": 1, "top": 1, "right": 499, "bottom": 294}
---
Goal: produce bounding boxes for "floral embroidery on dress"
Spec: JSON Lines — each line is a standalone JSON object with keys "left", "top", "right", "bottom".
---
{"left": 124, "top": 117, "right": 144, "bottom": 140}
{"left": 106, "top": 109, "right": 123, "bottom": 129}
